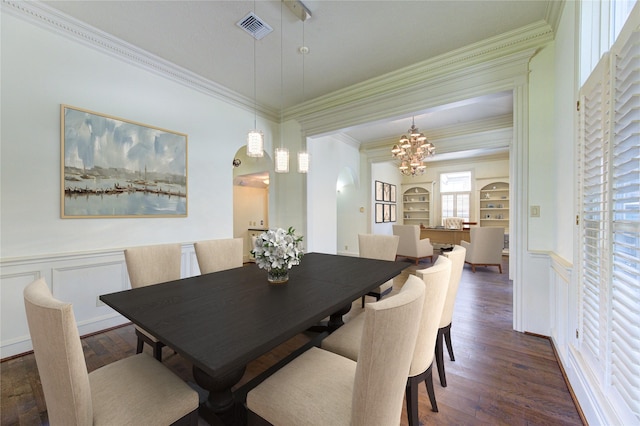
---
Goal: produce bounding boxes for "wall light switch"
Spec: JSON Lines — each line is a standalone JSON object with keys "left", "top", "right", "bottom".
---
{"left": 530, "top": 205, "right": 540, "bottom": 217}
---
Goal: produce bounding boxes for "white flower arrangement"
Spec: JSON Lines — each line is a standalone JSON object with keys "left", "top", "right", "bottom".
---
{"left": 252, "top": 227, "right": 304, "bottom": 273}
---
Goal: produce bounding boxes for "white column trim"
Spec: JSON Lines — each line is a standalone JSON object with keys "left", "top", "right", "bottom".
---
{"left": 511, "top": 77, "right": 529, "bottom": 332}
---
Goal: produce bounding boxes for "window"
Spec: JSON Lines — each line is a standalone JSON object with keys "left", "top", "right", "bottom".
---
{"left": 577, "top": 9, "right": 639, "bottom": 421}
{"left": 441, "top": 172, "right": 471, "bottom": 221}
{"left": 440, "top": 171, "right": 471, "bottom": 192}
{"left": 579, "top": 0, "right": 638, "bottom": 84}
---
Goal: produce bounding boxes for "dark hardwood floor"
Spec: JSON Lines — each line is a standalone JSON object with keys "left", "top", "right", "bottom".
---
{"left": 1, "top": 253, "right": 584, "bottom": 426}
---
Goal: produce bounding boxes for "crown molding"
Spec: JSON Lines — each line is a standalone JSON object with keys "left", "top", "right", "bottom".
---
{"left": 545, "top": 0, "right": 565, "bottom": 35}
{"left": 286, "top": 20, "right": 553, "bottom": 135}
{"left": 2, "top": 0, "right": 280, "bottom": 122}
{"left": 3, "top": 0, "right": 553, "bottom": 130}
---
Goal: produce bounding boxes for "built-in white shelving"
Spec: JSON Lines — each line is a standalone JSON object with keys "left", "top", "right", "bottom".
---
{"left": 402, "top": 186, "right": 430, "bottom": 227}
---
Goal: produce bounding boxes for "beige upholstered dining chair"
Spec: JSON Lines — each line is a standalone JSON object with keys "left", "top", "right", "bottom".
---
{"left": 431, "top": 245, "right": 466, "bottom": 387}
{"left": 246, "top": 274, "right": 426, "bottom": 426}
{"left": 393, "top": 224, "right": 434, "bottom": 264}
{"left": 124, "top": 243, "right": 182, "bottom": 361}
{"left": 322, "top": 257, "right": 452, "bottom": 425}
{"left": 23, "top": 278, "right": 198, "bottom": 426}
{"left": 194, "top": 237, "right": 243, "bottom": 273}
{"left": 460, "top": 226, "right": 505, "bottom": 273}
{"left": 358, "top": 233, "right": 400, "bottom": 308}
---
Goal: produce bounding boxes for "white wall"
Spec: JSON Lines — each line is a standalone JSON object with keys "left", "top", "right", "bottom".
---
{"left": 336, "top": 166, "right": 365, "bottom": 256}
{"left": 552, "top": 0, "right": 579, "bottom": 358}
{"left": 514, "top": 41, "right": 558, "bottom": 337}
{"left": 371, "top": 162, "right": 402, "bottom": 235}
{"left": 270, "top": 119, "right": 307, "bottom": 240}
{"left": 528, "top": 43, "right": 557, "bottom": 251}
{"left": 0, "top": 12, "right": 285, "bottom": 357}
{"left": 1, "top": 13, "right": 277, "bottom": 259}
{"left": 553, "top": 5, "right": 578, "bottom": 263}
{"left": 307, "top": 134, "right": 362, "bottom": 254}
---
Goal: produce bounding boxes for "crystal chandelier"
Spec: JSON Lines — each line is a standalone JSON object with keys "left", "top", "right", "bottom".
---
{"left": 391, "top": 118, "right": 435, "bottom": 176}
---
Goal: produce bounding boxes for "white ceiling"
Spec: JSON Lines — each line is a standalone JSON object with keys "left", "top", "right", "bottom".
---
{"left": 341, "top": 90, "right": 514, "bottom": 150}
{"left": 42, "top": 0, "right": 553, "bottom": 149}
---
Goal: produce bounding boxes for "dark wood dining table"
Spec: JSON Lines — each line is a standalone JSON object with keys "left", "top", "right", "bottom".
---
{"left": 100, "top": 252, "right": 409, "bottom": 425}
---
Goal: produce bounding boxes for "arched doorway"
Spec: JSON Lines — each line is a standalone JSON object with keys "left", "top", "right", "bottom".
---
{"left": 232, "top": 148, "right": 272, "bottom": 262}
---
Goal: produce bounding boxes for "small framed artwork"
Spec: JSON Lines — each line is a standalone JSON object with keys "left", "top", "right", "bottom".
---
{"left": 375, "top": 181, "right": 384, "bottom": 201}
{"left": 390, "top": 204, "right": 397, "bottom": 222}
{"left": 375, "top": 203, "right": 384, "bottom": 223}
{"left": 383, "top": 183, "right": 391, "bottom": 202}
{"left": 390, "top": 184, "right": 396, "bottom": 203}
{"left": 383, "top": 204, "right": 391, "bottom": 222}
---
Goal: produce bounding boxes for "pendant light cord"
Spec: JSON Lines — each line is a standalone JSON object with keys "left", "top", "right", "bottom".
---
{"left": 280, "top": 0, "right": 284, "bottom": 148}
{"left": 253, "top": 0, "right": 257, "bottom": 129}
{"left": 302, "top": 20, "right": 305, "bottom": 102}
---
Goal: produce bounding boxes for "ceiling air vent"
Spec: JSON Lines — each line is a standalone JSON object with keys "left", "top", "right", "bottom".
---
{"left": 237, "top": 12, "right": 273, "bottom": 40}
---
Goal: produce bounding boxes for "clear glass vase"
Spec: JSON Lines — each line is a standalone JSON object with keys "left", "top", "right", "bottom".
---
{"left": 267, "top": 267, "right": 289, "bottom": 284}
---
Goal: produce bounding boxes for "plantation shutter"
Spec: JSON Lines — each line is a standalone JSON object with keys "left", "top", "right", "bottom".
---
{"left": 610, "top": 27, "right": 640, "bottom": 418}
{"left": 577, "top": 12, "right": 640, "bottom": 421}
{"left": 578, "top": 53, "right": 610, "bottom": 366}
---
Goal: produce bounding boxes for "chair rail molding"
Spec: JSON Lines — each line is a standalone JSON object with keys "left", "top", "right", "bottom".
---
{"left": 0, "top": 244, "right": 199, "bottom": 359}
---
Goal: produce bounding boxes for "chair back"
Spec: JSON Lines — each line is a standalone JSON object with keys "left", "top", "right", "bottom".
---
{"left": 358, "top": 234, "right": 399, "bottom": 261}
{"left": 194, "top": 238, "right": 243, "bottom": 274}
{"left": 392, "top": 225, "right": 420, "bottom": 255}
{"left": 352, "top": 275, "right": 425, "bottom": 425}
{"left": 468, "top": 227, "right": 504, "bottom": 264}
{"left": 443, "top": 217, "right": 464, "bottom": 229}
{"left": 124, "top": 243, "right": 182, "bottom": 288}
{"left": 441, "top": 245, "right": 466, "bottom": 327}
{"left": 24, "top": 278, "right": 93, "bottom": 426}
{"left": 411, "top": 256, "right": 451, "bottom": 376}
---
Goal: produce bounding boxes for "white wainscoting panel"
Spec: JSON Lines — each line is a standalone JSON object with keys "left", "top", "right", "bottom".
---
{"left": 549, "top": 252, "right": 572, "bottom": 361}
{"left": 522, "top": 251, "right": 551, "bottom": 335}
{"left": 0, "top": 270, "right": 42, "bottom": 357}
{"left": 1, "top": 244, "right": 197, "bottom": 359}
{"left": 51, "top": 260, "right": 128, "bottom": 327}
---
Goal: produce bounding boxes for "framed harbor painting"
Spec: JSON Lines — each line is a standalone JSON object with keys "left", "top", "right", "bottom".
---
{"left": 61, "top": 105, "right": 188, "bottom": 218}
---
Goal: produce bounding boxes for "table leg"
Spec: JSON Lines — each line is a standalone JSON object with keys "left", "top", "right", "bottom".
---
{"left": 327, "top": 303, "right": 352, "bottom": 331}
{"left": 306, "top": 303, "right": 353, "bottom": 333}
{"left": 193, "top": 365, "right": 247, "bottom": 426}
